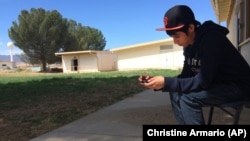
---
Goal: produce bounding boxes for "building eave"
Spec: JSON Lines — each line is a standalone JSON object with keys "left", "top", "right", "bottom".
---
{"left": 211, "top": 0, "right": 234, "bottom": 24}
{"left": 55, "top": 50, "right": 105, "bottom": 57}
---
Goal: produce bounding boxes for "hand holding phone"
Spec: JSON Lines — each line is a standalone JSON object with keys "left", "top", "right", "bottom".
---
{"left": 140, "top": 75, "right": 152, "bottom": 83}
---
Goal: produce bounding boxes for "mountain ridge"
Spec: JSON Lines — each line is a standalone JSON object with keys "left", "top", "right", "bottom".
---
{"left": 0, "top": 55, "right": 21, "bottom": 62}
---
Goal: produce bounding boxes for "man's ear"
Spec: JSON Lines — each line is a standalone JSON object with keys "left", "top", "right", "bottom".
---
{"left": 188, "top": 24, "right": 195, "bottom": 32}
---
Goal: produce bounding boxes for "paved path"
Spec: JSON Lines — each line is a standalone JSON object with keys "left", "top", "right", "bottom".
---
{"left": 29, "top": 89, "right": 250, "bottom": 141}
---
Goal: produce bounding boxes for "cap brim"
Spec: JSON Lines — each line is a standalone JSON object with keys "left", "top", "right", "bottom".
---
{"left": 156, "top": 24, "right": 184, "bottom": 31}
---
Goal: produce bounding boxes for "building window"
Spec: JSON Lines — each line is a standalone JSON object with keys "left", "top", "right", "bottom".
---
{"left": 160, "top": 45, "right": 173, "bottom": 50}
{"left": 246, "top": 0, "right": 250, "bottom": 39}
{"left": 238, "top": 0, "right": 250, "bottom": 43}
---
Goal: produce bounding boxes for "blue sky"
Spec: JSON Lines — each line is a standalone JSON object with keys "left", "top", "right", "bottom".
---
{"left": 0, "top": 0, "right": 217, "bottom": 55}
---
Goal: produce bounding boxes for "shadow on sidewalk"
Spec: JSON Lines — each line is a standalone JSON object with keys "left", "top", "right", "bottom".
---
{"left": 29, "top": 89, "right": 250, "bottom": 141}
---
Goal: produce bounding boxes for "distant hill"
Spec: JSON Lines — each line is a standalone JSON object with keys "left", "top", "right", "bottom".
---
{"left": 0, "top": 55, "right": 21, "bottom": 62}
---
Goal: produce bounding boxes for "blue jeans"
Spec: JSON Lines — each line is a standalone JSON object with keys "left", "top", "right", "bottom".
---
{"left": 169, "top": 82, "right": 247, "bottom": 125}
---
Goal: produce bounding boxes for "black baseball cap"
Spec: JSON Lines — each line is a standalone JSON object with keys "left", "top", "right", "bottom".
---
{"left": 156, "top": 5, "right": 196, "bottom": 31}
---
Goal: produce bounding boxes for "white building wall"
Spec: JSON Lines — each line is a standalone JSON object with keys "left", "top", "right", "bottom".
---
{"left": 118, "top": 54, "right": 160, "bottom": 70}
{"left": 78, "top": 54, "right": 98, "bottom": 72}
{"left": 240, "top": 41, "right": 250, "bottom": 65}
{"left": 96, "top": 52, "right": 117, "bottom": 71}
{"left": 0, "top": 61, "right": 16, "bottom": 69}
{"left": 114, "top": 42, "right": 184, "bottom": 71}
{"left": 116, "top": 45, "right": 159, "bottom": 70}
{"left": 227, "top": 4, "right": 238, "bottom": 48}
{"left": 173, "top": 51, "right": 184, "bottom": 69}
{"left": 226, "top": 1, "right": 250, "bottom": 66}
{"left": 61, "top": 54, "right": 98, "bottom": 73}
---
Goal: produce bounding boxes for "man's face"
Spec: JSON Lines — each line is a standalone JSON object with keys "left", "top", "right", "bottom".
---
{"left": 170, "top": 24, "right": 195, "bottom": 47}
{"left": 172, "top": 31, "right": 189, "bottom": 47}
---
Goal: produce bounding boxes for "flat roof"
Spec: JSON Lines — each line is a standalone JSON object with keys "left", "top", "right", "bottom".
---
{"left": 55, "top": 50, "right": 109, "bottom": 56}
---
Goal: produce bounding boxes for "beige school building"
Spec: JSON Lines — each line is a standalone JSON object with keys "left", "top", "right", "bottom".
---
{"left": 55, "top": 38, "right": 184, "bottom": 73}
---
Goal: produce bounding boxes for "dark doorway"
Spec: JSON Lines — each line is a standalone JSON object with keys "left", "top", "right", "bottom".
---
{"left": 71, "top": 59, "right": 78, "bottom": 71}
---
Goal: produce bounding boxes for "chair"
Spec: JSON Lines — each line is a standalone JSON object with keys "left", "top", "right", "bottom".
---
{"left": 207, "top": 101, "right": 250, "bottom": 125}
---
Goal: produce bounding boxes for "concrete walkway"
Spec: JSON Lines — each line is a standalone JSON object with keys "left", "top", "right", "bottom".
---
{"left": 29, "top": 89, "right": 250, "bottom": 141}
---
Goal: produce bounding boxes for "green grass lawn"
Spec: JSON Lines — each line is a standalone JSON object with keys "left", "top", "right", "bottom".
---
{"left": 0, "top": 69, "right": 181, "bottom": 141}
